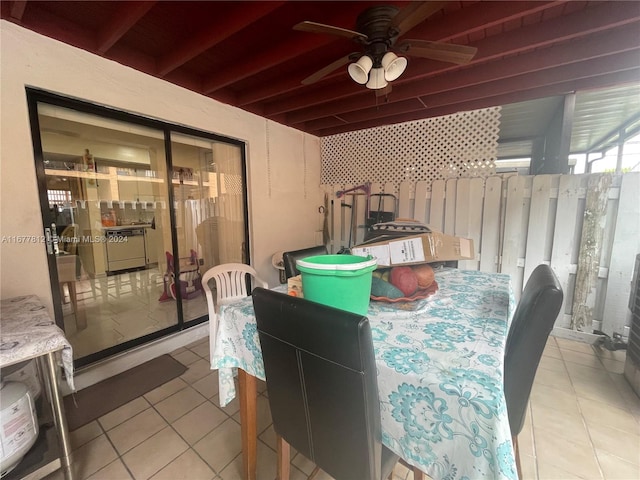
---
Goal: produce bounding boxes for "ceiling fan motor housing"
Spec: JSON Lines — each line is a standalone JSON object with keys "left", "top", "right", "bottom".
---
{"left": 356, "top": 5, "right": 400, "bottom": 65}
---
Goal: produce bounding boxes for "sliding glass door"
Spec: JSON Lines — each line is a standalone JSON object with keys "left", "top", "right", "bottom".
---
{"left": 169, "top": 133, "right": 248, "bottom": 323}
{"left": 28, "top": 89, "right": 248, "bottom": 367}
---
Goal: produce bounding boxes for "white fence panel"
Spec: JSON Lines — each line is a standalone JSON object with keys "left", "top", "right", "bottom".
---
{"left": 322, "top": 173, "right": 635, "bottom": 340}
{"left": 501, "top": 176, "right": 532, "bottom": 299}
{"left": 480, "top": 176, "right": 502, "bottom": 272}
{"left": 603, "top": 172, "right": 640, "bottom": 336}
{"left": 524, "top": 175, "right": 560, "bottom": 281}
{"left": 398, "top": 181, "right": 412, "bottom": 219}
{"left": 430, "top": 180, "right": 446, "bottom": 231}
{"left": 414, "top": 181, "right": 430, "bottom": 224}
{"left": 444, "top": 178, "right": 457, "bottom": 235}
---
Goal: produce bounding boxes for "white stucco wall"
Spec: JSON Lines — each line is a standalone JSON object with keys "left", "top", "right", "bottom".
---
{"left": 0, "top": 21, "right": 323, "bottom": 315}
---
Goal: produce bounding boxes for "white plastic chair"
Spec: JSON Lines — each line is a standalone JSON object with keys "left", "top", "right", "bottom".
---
{"left": 202, "top": 263, "right": 268, "bottom": 364}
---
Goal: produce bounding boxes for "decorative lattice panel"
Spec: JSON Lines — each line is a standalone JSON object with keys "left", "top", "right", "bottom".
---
{"left": 321, "top": 107, "right": 501, "bottom": 186}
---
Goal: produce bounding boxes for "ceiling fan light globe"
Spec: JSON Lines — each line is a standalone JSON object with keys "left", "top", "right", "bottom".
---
{"left": 382, "top": 52, "right": 407, "bottom": 81}
{"left": 348, "top": 55, "right": 373, "bottom": 84}
{"left": 366, "top": 67, "right": 388, "bottom": 90}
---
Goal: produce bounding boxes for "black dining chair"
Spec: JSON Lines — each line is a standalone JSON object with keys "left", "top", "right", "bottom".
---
{"left": 252, "top": 287, "right": 400, "bottom": 480}
{"left": 504, "top": 264, "right": 563, "bottom": 478}
{"left": 282, "top": 245, "right": 328, "bottom": 279}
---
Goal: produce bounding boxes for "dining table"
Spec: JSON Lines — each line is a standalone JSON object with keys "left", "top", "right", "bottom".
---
{"left": 210, "top": 268, "right": 517, "bottom": 480}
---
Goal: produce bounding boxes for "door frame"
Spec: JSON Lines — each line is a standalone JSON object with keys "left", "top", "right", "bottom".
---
{"left": 26, "top": 87, "right": 250, "bottom": 367}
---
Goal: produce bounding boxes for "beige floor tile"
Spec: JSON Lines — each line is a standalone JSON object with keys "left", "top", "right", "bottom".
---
{"left": 258, "top": 424, "right": 277, "bottom": 452}
{"left": 122, "top": 426, "right": 189, "bottom": 480}
{"left": 98, "top": 396, "right": 150, "bottom": 431}
{"left": 600, "top": 357, "right": 626, "bottom": 374}
{"left": 530, "top": 383, "right": 581, "bottom": 416}
{"left": 534, "top": 364, "right": 574, "bottom": 392}
{"left": 217, "top": 441, "right": 278, "bottom": 480}
{"left": 565, "top": 362, "right": 611, "bottom": 383}
{"left": 144, "top": 376, "right": 189, "bottom": 405}
{"left": 538, "top": 355, "right": 567, "bottom": 373}
{"left": 536, "top": 461, "right": 593, "bottom": 480}
{"left": 535, "top": 433, "right": 603, "bottom": 479}
{"left": 155, "top": 386, "right": 206, "bottom": 423}
{"left": 107, "top": 407, "right": 168, "bottom": 454}
{"left": 596, "top": 450, "right": 640, "bottom": 480}
{"left": 519, "top": 453, "right": 537, "bottom": 480}
{"left": 172, "top": 401, "right": 228, "bottom": 445}
{"left": 86, "top": 458, "right": 133, "bottom": 480}
{"left": 542, "top": 345, "right": 563, "bottom": 360}
{"left": 531, "top": 402, "right": 590, "bottom": 445}
{"left": 186, "top": 337, "right": 208, "bottom": 349}
{"left": 518, "top": 406, "right": 535, "bottom": 457}
{"left": 257, "top": 379, "right": 268, "bottom": 394}
{"left": 193, "top": 418, "right": 243, "bottom": 472}
{"left": 562, "top": 349, "right": 606, "bottom": 369}
{"left": 70, "top": 421, "right": 103, "bottom": 450}
{"left": 572, "top": 376, "right": 631, "bottom": 410}
{"left": 150, "top": 449, "right": 216, "bottom": 480}
{"left": 292, "top": 451, "right": 316, "bottom": 475}
{"left": 191, "top": 371, "right": 219, "bottom": 399}
{"left": 172, "top": 349, "right": 201, "bottom": 366}
{"left": 556, "top": 338, "right": 598, "bottom": 355}
{"left": 189, "top": 341, "right": 210, "bottom": 359}
{"left": 70, "top": 434, "right": 119, "bottom": 480}
{"left": 214, "top": 394, "right": 240, "bottom": 416}
{"left": 181, "top": 358, "right": 214, "bottom": 384}
{"left": 232, "top": 394, "right": 272, "bottom": 436}
{"left": 586, "top": 422, "right": 640, "bottom": 465}
{"left": 608, "top": 373, "right": 640, "bottom": 417}
{"left": 578, "top": 397, "right": 640, "bottom": 435}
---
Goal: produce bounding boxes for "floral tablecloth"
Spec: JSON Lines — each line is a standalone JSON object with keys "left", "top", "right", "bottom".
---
{"left": 1, "top": 295, "right": 75, "bottom": 391}
{"left": 211, "top": 268, "right": 516, "bottom": 480}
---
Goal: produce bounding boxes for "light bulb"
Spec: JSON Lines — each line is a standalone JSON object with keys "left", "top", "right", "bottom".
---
{"left": 382, "top": 52, "right": 407, "bottom": 81}
{"left": 348, "top": 55, "right": 373, "bottom": 84}
{"left": 366, "top": 67, "right": 388, "bottom": 89}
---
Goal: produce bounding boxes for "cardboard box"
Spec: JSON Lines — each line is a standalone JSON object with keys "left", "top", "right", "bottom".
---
{"left": 351, "top": 231, "right": 474, "bottom": 267}
{"left": 287, "top": 274, "right": 304, "bottom": 297}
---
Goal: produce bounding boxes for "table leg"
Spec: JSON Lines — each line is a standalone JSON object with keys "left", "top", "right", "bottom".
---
{"left": 238, "top": 369, "right": 257, "bottom": 480}
{"left": 41, "top": 352, "right": 74, "bottom": 480}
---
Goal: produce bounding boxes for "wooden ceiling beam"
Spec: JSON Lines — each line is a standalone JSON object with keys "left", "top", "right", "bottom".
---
{"left": 10, "top": 0, "right": 27, "bottom": 20}
{"left": 305, "top": 98, "right": 428, "bottom": 131}
{"left": 419, "top": 50, "right": 639, "bottom": 110}
{"left": 11, "top": 4, "right": 97, "bottom": 50}
{"left": 311, "top": 68, "right": 640, "bottom": 136}
{"left": 306, "top": 50, "right": 640, "bottom": 132}
{"left": 238, "top": 0, "right": 561, "bottom": 107}
{"left": 202, "top": 3, "right": 370, "bottom": 94}
{"left": 157, "top": 1, "right": 285, "bottom": 77}
{"left": 264, "top": 1, "right": 640, "bottom": 117}
{"left": 203, "top": 34, "right": 336, "bottom": 94}
{"left": 97, "top": 1, "right": 156, "bottom": 54}
{"left": 283, "top": 21, "right": 640, "bottom": 125}
{"left": 407, "top": 0, "right": 561, "bottom": 42}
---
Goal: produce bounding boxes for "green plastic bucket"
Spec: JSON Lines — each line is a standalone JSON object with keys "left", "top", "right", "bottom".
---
{"left": 296, "top": 254, "right": 377, "bottom": 315}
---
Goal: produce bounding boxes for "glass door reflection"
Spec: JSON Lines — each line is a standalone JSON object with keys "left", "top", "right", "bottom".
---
{"left": 37, "top": 103, "right": 178, "bottom": 365}
{"left": 170, "top": 133, "right": 247, "bottom": 323}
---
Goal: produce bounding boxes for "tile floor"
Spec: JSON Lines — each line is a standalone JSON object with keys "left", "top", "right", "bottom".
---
{"left": 45, "top": 336, "right": 640, "bottom": 480}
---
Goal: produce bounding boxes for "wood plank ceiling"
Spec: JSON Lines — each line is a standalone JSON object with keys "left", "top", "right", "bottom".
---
{"left": 2, "top": 1, "right": 639, "bottom": 137}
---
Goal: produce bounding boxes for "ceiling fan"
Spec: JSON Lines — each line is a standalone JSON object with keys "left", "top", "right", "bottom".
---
{"left": 293, "top": 1, "right": 478, "bottom": 91}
